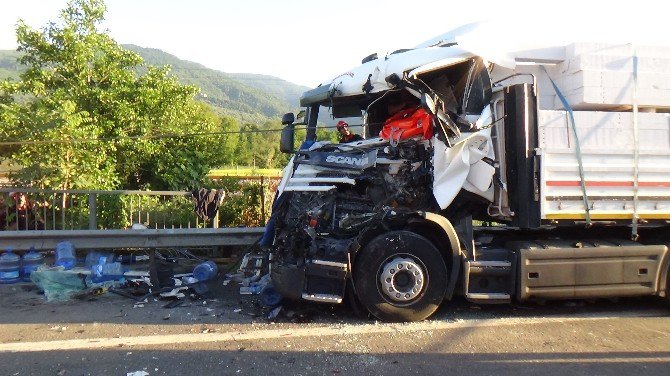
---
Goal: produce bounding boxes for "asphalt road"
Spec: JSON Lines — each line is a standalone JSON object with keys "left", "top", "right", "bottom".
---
{"left": 0, "top": 282, "right": 668, "bottom": 376}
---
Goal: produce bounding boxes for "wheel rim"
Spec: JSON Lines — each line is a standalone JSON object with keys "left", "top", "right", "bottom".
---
{"left": 378, "top": 256, "right": 426, "bottom": 303}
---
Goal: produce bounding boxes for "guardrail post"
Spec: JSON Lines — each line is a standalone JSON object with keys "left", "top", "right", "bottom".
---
{"left": 88, "top": 193, "right": 97, "bottom": 230}
{"left": 213, "top": 211, "right": 219, "bottom": 228}
{"left": 260, "top": 176, "right": 266, "bottom": 225}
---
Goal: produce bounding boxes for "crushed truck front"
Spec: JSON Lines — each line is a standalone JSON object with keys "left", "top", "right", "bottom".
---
{"left": 264, "top": 42, "right": 499, "bottom": 321}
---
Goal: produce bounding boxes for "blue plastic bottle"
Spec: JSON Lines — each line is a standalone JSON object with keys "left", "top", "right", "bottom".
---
{"left": 91, "top": 257, "right": 124, "bottom": 283}
{"left": 84, "top": 251, "right": 114, "bottom": 267}
{"left": 193, "top": 261, "right": 218, "bottom": 281}
{"left": 22, "top": 248, "right": 44, "bottom": 281}
{"left": 0, "top": 250, "right": 21, "bottom": 284}
{"left": 260, "top": 284, "right": 283, "bottom": 307}
{"left": 54, "top": 241, "right": 76, "bottom": 270}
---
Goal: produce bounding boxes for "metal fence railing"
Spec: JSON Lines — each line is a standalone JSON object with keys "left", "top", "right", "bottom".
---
{"left": 0, "top": 177, "right": 279, "bottom": 231}
{"left": 0, "top": 188, "right": 198, "bottom": 231}
{"left": 0, "top": 177, "right": 281, "bottom": 232}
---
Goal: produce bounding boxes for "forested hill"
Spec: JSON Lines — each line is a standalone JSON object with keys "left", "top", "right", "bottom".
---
{"left": 228, "top": 72, "right": 307, "bottom": 110}
{"left": 0, "top": 45, "right": 310, "bottom": 121}
{"left": 0, "top": 50, "right": 22, "bottom": 81}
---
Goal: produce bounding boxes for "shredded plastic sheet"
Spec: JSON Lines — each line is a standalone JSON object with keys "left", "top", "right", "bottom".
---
{"left": 30, "top": 266, "right": 119, "bottom": 302}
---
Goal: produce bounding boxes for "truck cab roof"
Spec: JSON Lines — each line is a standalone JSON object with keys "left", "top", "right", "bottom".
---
{"left": 301, "top": 22, "right": 571, "bottom": 107}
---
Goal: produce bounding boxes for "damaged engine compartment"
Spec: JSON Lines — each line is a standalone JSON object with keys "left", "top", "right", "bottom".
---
{"left": 270, "top": 139, "right": 435, "bottom": 301}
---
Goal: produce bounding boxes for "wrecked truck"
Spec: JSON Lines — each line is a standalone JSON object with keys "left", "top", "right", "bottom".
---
{"left": 264, "top": 26, "right": 670, "bottom": 322}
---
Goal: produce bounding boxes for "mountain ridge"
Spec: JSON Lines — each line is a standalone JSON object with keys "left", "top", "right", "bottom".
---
{"left": 0, "top": 45, "right": 310, "bottom": 122}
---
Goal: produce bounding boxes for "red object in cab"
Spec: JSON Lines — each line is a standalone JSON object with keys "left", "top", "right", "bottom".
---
{"left": 380, "top": 107, "right": 433, "bottom": 142}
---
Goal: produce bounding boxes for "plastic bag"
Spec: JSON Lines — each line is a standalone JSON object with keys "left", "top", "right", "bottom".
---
{"left": 30, "top": 266, "right": 89, "bottom": 302}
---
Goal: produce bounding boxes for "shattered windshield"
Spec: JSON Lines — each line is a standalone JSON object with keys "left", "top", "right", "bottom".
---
{"left": 462, "top": 58, "right": 492, "bottom": 115}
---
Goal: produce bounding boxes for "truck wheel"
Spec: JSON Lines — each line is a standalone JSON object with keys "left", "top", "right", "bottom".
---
{"left": 354, "top": 231, "right": 448, "bottom": 322}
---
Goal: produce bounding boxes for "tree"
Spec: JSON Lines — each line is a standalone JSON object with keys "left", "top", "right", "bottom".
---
{"left": 0, "top": 0, "right": 226, "bottom": 191}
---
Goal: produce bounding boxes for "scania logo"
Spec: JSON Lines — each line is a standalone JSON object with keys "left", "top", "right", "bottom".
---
{"left": 325, "top": 155, "right": 368, "bottom": 166}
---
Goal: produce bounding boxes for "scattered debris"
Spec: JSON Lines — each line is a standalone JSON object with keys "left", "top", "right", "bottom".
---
{"left": 239, "top": 273, "right": 270, "bottom": 295}
{"left": 268, "top": 306, "right": 282, "bottom": 320}
{"left": 230, "top": 253, "right": 265, "bottom": 283}
{"left": 239, "top": 286, "right": 261, "bottom": 295}
{"left": 21, "top": 245, "right": 271, "bottom": 324}
{"left": 182, "top": 276, "right": 198, "bottom": 285}
{"left": 193, "top": 261, "right": 218, "bottom": 282}
{"left": 260, "top": 283, "right": 283, "bottom": 308}
{"left": 109, "top": 286, "right": 152, "bottom": 302}
{"left": 163, "top": 300, "right": 185, "bottom": 309}
{"left": 189, "top": 281, "right": 210, "bottom": 296}
{"left": 159, "top": 286, "right": 188, "bottom": 299}
{"left": 126, "top": 371, "right": 149, "bottom": 376}
{"left": 30, "top": 266, "right": 124, "bottom": 302}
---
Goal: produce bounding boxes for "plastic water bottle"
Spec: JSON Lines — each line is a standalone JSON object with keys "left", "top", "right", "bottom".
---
{"left": 0, "top": 250, "right": 21, "bottom": 284}
{"left": 90, "top": 258, "right": 106, "bottom": 282}
{"left": 193, "top": 261, "right": 218, "bottom": 281}
{"left": 22, "top": 248, "right": 44, "bottom": 282}
{"left": 84, "top": 251, "right": 115, "bottom": 267}
{"left": 260, "top": 283, "right": 283, "bottom": 307}
{"left": 91, "top": 258, "right": 124, "bottom": 283}
{"left": 54, "top": 241, "right": 76, "bottom": 270}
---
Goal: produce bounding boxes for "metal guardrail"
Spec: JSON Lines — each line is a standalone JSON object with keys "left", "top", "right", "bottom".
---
{"left": 0, "top": 187, "right": 271, "bottom": 251}
{"left": 0, "top": 227, "right": 266, "bottom": 251}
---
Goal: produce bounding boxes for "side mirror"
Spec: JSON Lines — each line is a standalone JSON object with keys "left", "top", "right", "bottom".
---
{"left": 280, "top": 125, "right": 295, "bottom": 153}
{"left": 420, "top": 93, "right": 437, "bottom": 116}
{"left": 281, "top": 112, "right": 295, "bottom": 125}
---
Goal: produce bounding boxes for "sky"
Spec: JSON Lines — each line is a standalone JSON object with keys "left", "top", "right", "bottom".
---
{"left": 0, "top": 0, "right": 668, "bottom": 88}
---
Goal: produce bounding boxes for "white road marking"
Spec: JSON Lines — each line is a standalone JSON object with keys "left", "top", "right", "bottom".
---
{"left": 0, "top": 315, "right": 653, "bottom": 353}
{"left": 487, "top": 357, "right": 670, "bottom": 363}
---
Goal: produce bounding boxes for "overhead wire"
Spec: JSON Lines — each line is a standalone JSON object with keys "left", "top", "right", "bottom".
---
{"left": 0, "top": 123, "right": 353, "bottom": 146}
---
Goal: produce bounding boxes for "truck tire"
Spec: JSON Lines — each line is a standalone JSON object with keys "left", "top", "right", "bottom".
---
{"left": 353, "top": 231, "right": 448, "bottom": 322}
{"left": 345, "top": 279, "right": 370, "bottom": 319}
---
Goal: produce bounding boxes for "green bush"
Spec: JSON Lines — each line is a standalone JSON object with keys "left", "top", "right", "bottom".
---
{"left": 207, "top": 177, "right": 278, "bottom": 227}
